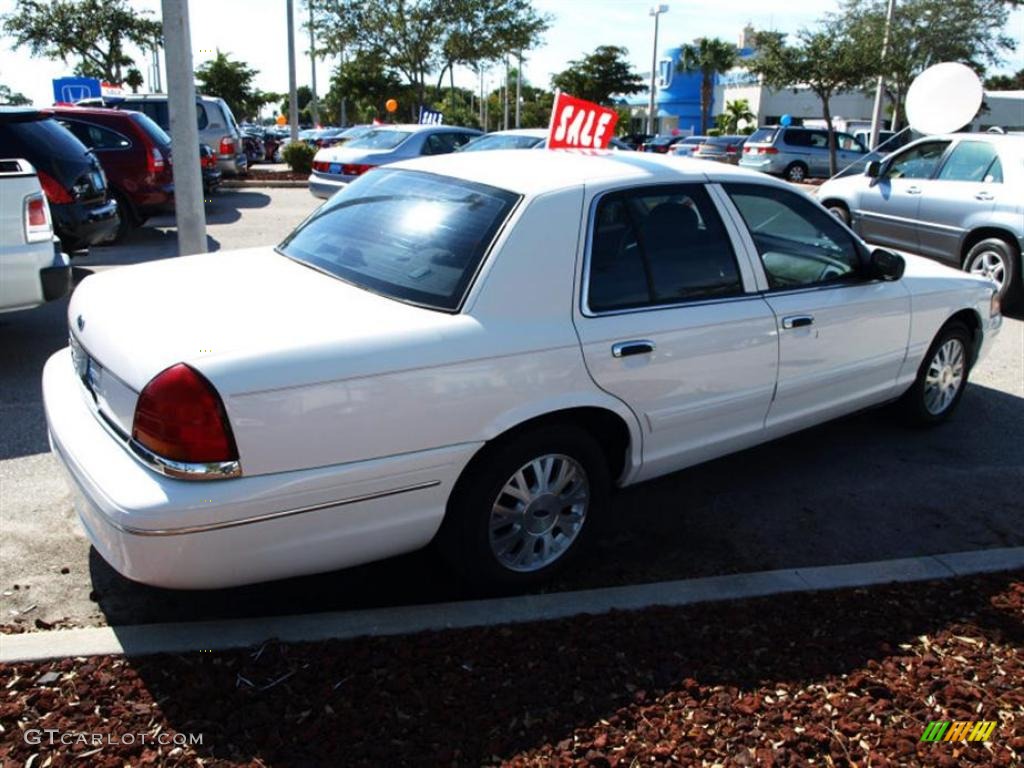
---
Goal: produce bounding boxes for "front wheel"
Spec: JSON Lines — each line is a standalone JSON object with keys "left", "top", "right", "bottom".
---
{"left": 436, "top": 424, "right": 609, "bottom": 592}
{"left": 896, "top": 322, "right": 972, "bottom": 426}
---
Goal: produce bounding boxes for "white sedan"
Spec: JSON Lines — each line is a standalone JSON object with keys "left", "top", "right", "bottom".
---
{"left": 43, "top": 151, "right": 1002, "bottom": 590}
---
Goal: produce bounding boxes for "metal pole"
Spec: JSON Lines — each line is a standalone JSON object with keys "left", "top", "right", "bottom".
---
{"left": 646, "top": 7, "right": 665, "bottom": 135}
{"left": 286, "top": 0, "right": 299, "bottom": 142}
{"left": 503, "top": 55, "right": 509, "bottom": 130}
{"left": 151, "top": 46, "right": 162, "bottom": 92}
{"left": 308, "top": 1, "right": 319, "bottom": 127}
{"left": 479, "top": 68, "right": 484, "bottom": 127}
{"left": 515, "top": 51, "right": 522, "bottom": 129}
{"left": 869, "top": 0, "right": 897, "bottom": 149}
{"left": 160, "top": 0, "right": 206, "bottom": 256}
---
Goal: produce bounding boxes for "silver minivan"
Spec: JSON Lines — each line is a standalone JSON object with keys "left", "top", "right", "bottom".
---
{"left": 739, "top": 126, "right": 869, "bottom": 182}
{"left": 76, "top": 93, "right": 248, "bottom": 176}
{"left": 818, "top": 133, "right": 1023, "bottom": 303}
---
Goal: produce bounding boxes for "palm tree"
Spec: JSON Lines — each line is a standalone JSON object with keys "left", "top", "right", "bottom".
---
{"left": 721, "top": 98, "right": 755, "bottom": 133}
{"left": 677, "top": 37, "right": 738, "bottom": 134}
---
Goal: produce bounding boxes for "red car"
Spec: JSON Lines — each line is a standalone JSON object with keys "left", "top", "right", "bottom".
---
{"left": 43, "top": 106, "right": 175, "bottom": 242}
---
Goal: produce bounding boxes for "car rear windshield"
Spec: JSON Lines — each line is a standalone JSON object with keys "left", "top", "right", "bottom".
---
{"left": 128, "top": 111, "right": 171, "bottom": 149}
{"left": 460, "top": 134, "right": 543, "bottom": 151}
{"left": 278, "top": 169, "right": 520, "bottom": 311}
{"left": 345, "top": 130, "right": 413, "bottom": 150}
{"left": 746, "top": 128, "right": 777, "bottom": 144}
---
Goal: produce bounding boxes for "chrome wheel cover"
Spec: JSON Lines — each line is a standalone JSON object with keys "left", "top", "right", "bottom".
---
{"left": 967, "top": 250, "right": 1007, "bottom": 292}
{"left": 488, "top": 453, "right": 589, "bottom": 572}
{"left": 787, "top": 165, "right": 806, "bottom": 182}
{"left": 924, "top": 338, "right": 966, "bottom": 415}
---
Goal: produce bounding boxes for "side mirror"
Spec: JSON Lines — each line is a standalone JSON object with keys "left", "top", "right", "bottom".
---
{"left": 866, "top": 160, "right": 882, "bottom": 178}
{"left": 870, "top": 248, "right": 905, "bottom": 281}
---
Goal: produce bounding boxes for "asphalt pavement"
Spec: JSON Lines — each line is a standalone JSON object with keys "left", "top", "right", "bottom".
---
{"left": 1, "top": 186, "right": 1021, "bottom": 633}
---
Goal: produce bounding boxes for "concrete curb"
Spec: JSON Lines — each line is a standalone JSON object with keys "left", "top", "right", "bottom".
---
{"left": 221, "top": 179, "right": 308, "bottom": 189}
{"left": 2, "top": 547, "right": 1021, "bottom": 664}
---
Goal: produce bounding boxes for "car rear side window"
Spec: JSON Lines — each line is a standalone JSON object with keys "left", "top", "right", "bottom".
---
{"left": 747, "top": 128, "right": 777, "bottom": 144}
{"left": 129, "top": 112, "right": 172, "bottom": 149}
{"left": 587, "top": 184, "right": 744, "bottom": 313}
{"left": 59, "top": 120, "right": 131, "bottom": 150}
{"left": 278, "top": 169, "right": 520, "bottom": 311}
{"left": 937, "top": 141, "right": 1001, "bottom": 183}
{"left": 725, "top": 183, "right": 863, "bottom": 289}
{"left": 346, "top": 130, "right": 412, "bottom": 150}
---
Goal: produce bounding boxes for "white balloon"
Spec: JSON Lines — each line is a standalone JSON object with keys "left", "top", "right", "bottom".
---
{"left": 737, "top": 118, "right": 750, "bottom": 130}
{"left": 905, "top": 62, "right": 983, "bottom": 135}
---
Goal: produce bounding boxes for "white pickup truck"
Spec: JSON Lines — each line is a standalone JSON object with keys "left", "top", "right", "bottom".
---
{"left": 0, "top": 158, "right": 71, "bottom": 313}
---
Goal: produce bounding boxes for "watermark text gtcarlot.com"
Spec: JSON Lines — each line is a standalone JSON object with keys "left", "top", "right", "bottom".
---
{"left": 24, "top": 729, "right": 203, "bottom": 747}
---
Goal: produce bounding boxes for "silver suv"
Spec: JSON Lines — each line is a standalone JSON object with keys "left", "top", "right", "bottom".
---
{"left": 76, "top": 93, "right": 247, "bottom": 176}
{"left": 818, "top": 133, "right": 1023, "bottom": 304}
{"left": 739, "top": 126, "right": 868, "bottom": 182}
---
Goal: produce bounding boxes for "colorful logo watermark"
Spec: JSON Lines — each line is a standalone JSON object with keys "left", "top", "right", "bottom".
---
{"left": 920, "top": 721, "right": 997, "bottom": 742}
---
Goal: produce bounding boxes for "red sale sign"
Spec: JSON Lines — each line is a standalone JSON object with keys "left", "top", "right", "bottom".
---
{"left": 547, "top": 91, "right": 619, "bottom": 150}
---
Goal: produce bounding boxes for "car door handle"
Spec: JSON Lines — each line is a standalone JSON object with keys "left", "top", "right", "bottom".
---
{"left": 975, "top": 191, "right": 994, "bottom": 201}
{"left": 611, "top": 340, "right": 656, "bottom": 358}
{"left": 906, "top": 186, "right": 922, "bottom": 195}
{"left": 781, "top": 315, "right": 814, "bottom": 329}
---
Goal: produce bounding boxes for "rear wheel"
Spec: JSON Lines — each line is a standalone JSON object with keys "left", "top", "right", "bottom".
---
{"left": 104, "top": 190, "right": 135, "bottom": 244}
{"left": 784, "top": 162, "right": 808, "bottom": 183}
{"left": 896, "top": 322, "right": 972, "bottom": 426}
{"left": 436, "top": 424, "right": 609, "bottom": 592}
{"left": 963, "top": 237, "right": 1019, "bottom": 306}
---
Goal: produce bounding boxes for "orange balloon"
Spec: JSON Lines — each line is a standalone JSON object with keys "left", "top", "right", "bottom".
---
{"left": 275, "top": 114, "right": 286, "bottom": 125}
{"left": 385, "top": 98, "right": 398, "bottom": 113}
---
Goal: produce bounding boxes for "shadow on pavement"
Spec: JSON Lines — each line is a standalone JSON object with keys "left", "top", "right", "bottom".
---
{"left": 88, "top": 382, "right": 1023, "bottom": 628}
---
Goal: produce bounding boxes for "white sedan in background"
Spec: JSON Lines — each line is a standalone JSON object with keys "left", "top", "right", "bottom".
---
{"left": 43, "top": 151, "right": 1001, "bottom": 590}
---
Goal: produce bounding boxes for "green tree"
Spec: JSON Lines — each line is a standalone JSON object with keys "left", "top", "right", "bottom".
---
{"left": 719, "top": 98, "right": 755, "bottom": 133}
{"left": 280, "top": 85, "right": 315, "bottom": 125}
{"left": 838, "top": 0, "right": 1016, "bottom": 130}
{"left": 985, "top": 69, "right": 1024, "bottom": 89}
{"left": 749, "top": 22, "right": 871, "bottom": 176}
{"left": 310, "top": 0, "right": 550, "bottom": 112}
{"left": 195, "top": 50, "right": 261, "bottom": 121}
{"left": 551, "top": 45, "right": 644, "bottom": 105}
{"left": 0, "top": 83, "right": 31, "bottom": 104}
{"left": 323, "top": 52, "right": 404, "bottom": 124}
{"left": 2, "top": 0, "right": 162, "bottom": 83}
{"left": 677, "top": 37, "right": 738, "bottom": 134}
{"left": 124, "top": 67, "right": 143, "bottom": 93}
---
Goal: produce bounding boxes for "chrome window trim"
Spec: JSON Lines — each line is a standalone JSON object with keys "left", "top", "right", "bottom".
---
{"left": 578, "top": 180, "right": 760, "bottom": 319}
{"left": 105, "top": 481, "right": 441, "bottom": 537}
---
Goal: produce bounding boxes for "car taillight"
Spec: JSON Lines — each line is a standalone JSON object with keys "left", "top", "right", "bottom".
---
{"left": 312, "top": 160, "right": 330, "bottom": 173}
{"left": 342, "top": 163, "right": 375, "bottom": 176}
{"left": 761, "top": 147, "right": 779, "bottom": 155}
{"left": 725, "top": 145, "right": 738, "bottom": 154}
{"left": 37, "top": 170, "right": 73, "bottom": 204}
{"left": 23, "top": 192, "right": 52, "bottom": 242}
{"left": 147, "top": 147, "right": 165, "bottom": 174}
{"left": 219, "top": 136, "right": 235, "bottom": 156}
{"left": 132, "top": 363, "right": 239, "bottom": 465}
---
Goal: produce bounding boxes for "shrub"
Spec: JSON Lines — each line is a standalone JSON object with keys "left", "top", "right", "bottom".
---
{"left": 282, "top": 141, "right": 315, "bottom": 174}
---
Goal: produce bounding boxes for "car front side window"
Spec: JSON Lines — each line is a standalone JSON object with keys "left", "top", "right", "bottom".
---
{"left": 884, "top": 141, "right": 951, "bottom": 180}
{"left": 724, "top": 183, "right": 864, "bottom": 289}
{"left": 587, "top": 184, "right": 744, "bottom": 313}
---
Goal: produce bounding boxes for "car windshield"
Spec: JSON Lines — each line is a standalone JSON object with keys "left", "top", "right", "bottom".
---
{"left": 458, "top": 134, "right": 543, "bottom": 152}
{"left": 278, "top": 169, "right": 520, "bottom": 311}
{"left": 346, "top": 129, "right": 413, "bottom": 150}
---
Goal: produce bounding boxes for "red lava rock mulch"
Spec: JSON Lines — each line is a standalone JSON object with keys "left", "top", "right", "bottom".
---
{"left": 1, "top": 571, "right": 1021, "bottom": 767}
{"left": 239, "top": 169, "right": 307, "bottom": 182}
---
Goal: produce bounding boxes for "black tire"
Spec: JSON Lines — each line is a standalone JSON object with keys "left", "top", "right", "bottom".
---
{"left": 784, "top": 162, "right": 809, "bottom": 183}
{"left": 436, "top": 423, "right": 610, "bottom": 592}
{"left": 105, "top": 190, "right": 135, "bottom": 244}
{"left": 826, "top": 201, "right": 850, "bottom": 225}
{"left": 962, "top": 237, "right": 1020, "bottom": 307}
{"left": 896, "top": 321, "right": 973, "bottom": 426}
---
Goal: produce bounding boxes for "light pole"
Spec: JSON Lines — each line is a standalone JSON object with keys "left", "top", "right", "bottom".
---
{"left": 515, "top": 51, "right": 522, "bottom": 129}
{"left": 286, "top": 0, "right": 299, "bottom": 143}
{"left": 647, "top": 4, "right": 669, "bottom": 136}
{"left": 308, "top": 1, "right": 319, "bottom": 128}
{"left": 868, "top": 0, "right": 897, "bottom": 149}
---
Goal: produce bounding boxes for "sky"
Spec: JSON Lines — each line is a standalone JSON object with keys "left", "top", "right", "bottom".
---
{"left": 1, "top": 0, "right": 1022, "bottom": 111}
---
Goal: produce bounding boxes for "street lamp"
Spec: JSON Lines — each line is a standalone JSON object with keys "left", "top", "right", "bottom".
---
{"left": 647, "top": 4, "right": 669, "bottom": 136}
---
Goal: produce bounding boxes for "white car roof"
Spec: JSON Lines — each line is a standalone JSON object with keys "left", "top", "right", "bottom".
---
{"left": 389, "top": 148, "right": 788, "bottom": 195}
